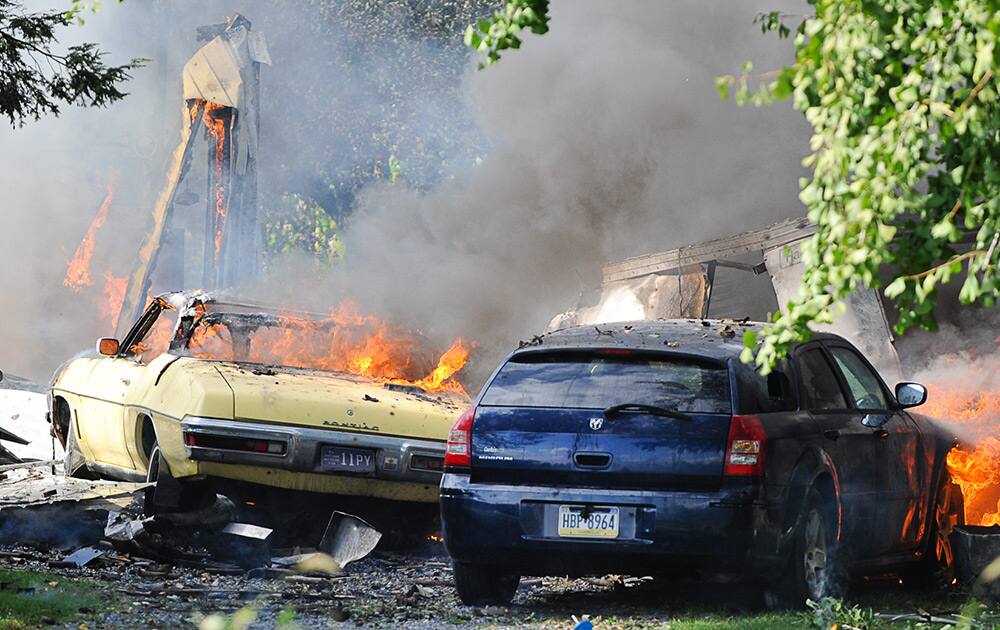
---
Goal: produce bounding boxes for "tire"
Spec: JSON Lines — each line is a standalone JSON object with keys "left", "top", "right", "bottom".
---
{"left": 453, "top": 562, "right": 520, "bottom": 606}
{"left": 901, "top": 476, "right": 964, "bottom": 589}
{"left": 765, "top": 488, "right": 846, "bottom": 609}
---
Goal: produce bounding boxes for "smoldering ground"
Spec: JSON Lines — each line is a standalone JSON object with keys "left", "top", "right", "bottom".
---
{"left": 1, "top": 0, "right": 813, "bottom": 384}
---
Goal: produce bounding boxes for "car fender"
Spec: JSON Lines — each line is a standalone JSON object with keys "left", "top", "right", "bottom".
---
{"left": 779, "top": 447, "right": 841, "bottom": 550}
{"left": 908, "top": 410, "right": 962, "bottom": 550}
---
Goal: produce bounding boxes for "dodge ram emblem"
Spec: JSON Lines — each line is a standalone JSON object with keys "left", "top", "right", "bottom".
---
{"left": 589, "top": 417, "right": 604, "bottom": 431}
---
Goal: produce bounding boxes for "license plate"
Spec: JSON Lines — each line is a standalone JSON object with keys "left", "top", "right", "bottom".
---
{"left": 557, "top": 505, "right": 619, "bottom": 538}
{"left": 320, "top": 446, "right": 376, "bottom": 473}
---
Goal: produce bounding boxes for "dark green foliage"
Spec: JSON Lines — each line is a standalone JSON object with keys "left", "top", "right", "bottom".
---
{"left": 752, "top": 11, "right": 792, "bottom": 39}
{"left": 0, "top": 0, "right": 143, "bottom": 127}
{"left": 252, "top": 0, "right": 494, "bottom": 263}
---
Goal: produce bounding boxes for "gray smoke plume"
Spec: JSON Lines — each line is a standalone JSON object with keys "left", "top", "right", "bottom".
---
{"left": 0, "top": 0, "right": 811, "bottom": 384}
{"left": 326, "top": 0, "right": 811, "bottom": 383}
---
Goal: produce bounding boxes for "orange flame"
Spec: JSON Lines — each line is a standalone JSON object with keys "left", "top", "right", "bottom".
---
{"left": 922, "top": 339, "right": 1000, "bottom": 526}
{"left": 64, "top": 184, "right": 114, "bottom": 291}
{"left": 946, "top": 438, "right": 1000, "bottom": 526}
{"left": 189, "top": 302, "right": 472, "bottom": 395}
{"left": 99, "top": 272, "right": 128, "bottom": 330}
{"left": 203, "top": 102, "right": 228, "bottom": 262}
{"left": 402, "top": 338, "right": 472, "bottom": 393}
{"left": 128, "top": 303, "right": 176, "bottom": 359}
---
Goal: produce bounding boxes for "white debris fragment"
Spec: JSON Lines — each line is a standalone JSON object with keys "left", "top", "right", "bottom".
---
{"left": 0, "top": 388, "right": 64, "bottom": 461}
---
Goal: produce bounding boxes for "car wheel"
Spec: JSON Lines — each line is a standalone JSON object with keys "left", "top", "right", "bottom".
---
{"left": 766, "top": 488, "right": 845, "bottom": 609}
{"left": 901, "top": 476, "right": 964, "bottom": 589}
{"left": 453, "top": 562, "right": 520, "bottom": 606}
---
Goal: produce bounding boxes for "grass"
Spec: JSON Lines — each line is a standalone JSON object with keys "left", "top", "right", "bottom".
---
{"left": 0, "top": 569, "right": 104, "bottom": 629}
{"left": 668, "top": 613, "right": 805, "bottom": 629}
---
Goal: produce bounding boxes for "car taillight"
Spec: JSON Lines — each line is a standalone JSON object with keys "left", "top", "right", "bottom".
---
{"left": 184, "top": 432, "right": 286, "bottom": 455}
{"left": 724, "top": 414, "right": 766, "bottom": 477}
{"left": 444, "top": 408, "right": 475, "bottom": 471}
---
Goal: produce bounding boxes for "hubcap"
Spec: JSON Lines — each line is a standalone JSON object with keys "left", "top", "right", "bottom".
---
{"left": 803, "top": 510, "right": 828, "bottom": 597}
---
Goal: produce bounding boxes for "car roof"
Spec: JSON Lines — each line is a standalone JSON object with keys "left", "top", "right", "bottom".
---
{"left": 517, "top": 319, "right": 844, "bottom": 362}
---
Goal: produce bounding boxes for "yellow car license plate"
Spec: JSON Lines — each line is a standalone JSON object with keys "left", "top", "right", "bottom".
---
{"left": 557, "top": 505, "right": 620, "bottom": 538}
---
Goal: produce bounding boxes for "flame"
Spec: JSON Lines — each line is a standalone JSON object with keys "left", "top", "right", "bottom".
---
{"left": 128, "top": 309, "right": 175, "bottom": 359}
{"left": 64, "top": 184, "right": 114, "bottom": 291}
{"left": 189, "top": 302, "right": 472, "bottom": 395}
{"left": 99, "top": 272, "right": 128, "bottom": 330}
{"left": 203, "top": 102, "right": 228, "bottom": 262}
{"left": 923, "top": 339, "right": 1000, "bottom": 526}
{"left": 402, "top": 338, "right": 472, "bottom": 393}
{"left": 946, "top": 438, "right": 1000, "bottom": 526}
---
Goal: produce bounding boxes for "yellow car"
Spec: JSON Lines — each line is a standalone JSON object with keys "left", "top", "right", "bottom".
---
{"left": 49, "top": 292, "right": 468, "bottom": 513}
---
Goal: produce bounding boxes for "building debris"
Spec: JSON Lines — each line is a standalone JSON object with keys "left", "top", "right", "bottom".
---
{"left": 0, "top": 473, "right": 146, "bottom": 512}
{"left": 319, "top": 511, "right": 382, "bottom": 568}
{"left": 212, "top": 522, "right": 273, "bottom": 569}
{"left": 53, "top": 546, "right": 105, "bottom": 568}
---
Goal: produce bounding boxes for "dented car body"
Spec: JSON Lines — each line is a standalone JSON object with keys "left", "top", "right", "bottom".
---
{"left": 49, "top": 292, "right": 466, "bottom": 507}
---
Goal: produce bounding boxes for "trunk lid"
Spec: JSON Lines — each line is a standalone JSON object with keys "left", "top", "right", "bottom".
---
{"left": 210, "top": 361, "right": 466, "bottom": 441}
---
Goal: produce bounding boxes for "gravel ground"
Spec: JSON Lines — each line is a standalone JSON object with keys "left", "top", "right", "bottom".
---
{"left": 0, "top": 530, "right": 979, "bottom": 630}
{"left": 0, "top": 540, "right": 790, "bottom": 629}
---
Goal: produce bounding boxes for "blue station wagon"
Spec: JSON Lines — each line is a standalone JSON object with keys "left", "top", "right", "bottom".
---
{"left": 439, "top": 320, "right": 962, "bottom": 607}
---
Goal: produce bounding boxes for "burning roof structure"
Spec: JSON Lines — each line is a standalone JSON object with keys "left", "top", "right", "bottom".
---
{"left": 116, "top": 14, "right": 271, "bottom": 338}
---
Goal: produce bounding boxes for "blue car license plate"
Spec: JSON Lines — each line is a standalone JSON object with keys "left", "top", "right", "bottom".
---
{"left": 321, "top": 446, "right": 376, "bottom": 473}
{"left": 558, "top": 505, "right": 620, "bottom": 538}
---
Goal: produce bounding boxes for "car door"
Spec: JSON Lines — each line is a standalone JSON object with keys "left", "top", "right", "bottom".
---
{"left": 792, "top": 344, "right": 883, "bottom": 558}
{"left": 825, "top": 342, "right": 925, "bottom": 556}
{"left": 76, "top": 302, "right": 171, "bottom": 470}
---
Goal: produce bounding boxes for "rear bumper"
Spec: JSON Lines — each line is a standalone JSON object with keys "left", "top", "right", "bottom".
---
{"left": 440, "top": 473, "right": 777, "bottom": 577}
{"left": 178, "top": 416, "right": 445, "bottom": 487}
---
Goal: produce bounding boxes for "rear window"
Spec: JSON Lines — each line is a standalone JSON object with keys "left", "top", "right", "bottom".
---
{"left": 480, "top": 352, "right": 731, "bottom": 414}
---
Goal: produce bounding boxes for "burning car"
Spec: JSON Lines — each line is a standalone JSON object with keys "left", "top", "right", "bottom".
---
{"left": 440, "top": 320, "right": 964, "bottom": 607}
{"left": 49, "top": 291, "right": 469, "bottom": 515}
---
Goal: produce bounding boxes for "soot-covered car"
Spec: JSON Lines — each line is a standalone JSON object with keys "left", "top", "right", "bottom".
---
{"left": 439, "top": 320, "right": 962, "bottom": 607}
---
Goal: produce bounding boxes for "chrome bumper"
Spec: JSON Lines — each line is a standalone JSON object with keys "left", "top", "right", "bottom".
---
{"left": 180, "top": 416, "right": 445, "bottom": 485}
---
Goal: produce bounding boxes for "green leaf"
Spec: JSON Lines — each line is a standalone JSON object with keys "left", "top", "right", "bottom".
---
{"left": 884, "top": 277, "right": 907, "bottom": 298}
{"left": 951, "top": 164, "right": 965, "bottom": 185}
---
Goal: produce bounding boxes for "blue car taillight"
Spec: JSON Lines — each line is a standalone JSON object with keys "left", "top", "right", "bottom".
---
{"left": 444, "top": 407, "right": 475, "bottom": 471}
{"left": 724, "top": 414, "right": 766, "bottom": 477}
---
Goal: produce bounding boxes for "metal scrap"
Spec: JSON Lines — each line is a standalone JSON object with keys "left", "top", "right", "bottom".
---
{"left": 53, "top": 546, "right": 105, "bottom": 568}
{"left": 213, "top": 522, "right": 274, "bottom": 569}
{"left": 319, "top": 511, "right": 382, "bottom": 568}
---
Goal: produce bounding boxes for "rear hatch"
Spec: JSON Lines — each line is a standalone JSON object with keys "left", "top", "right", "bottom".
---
{"left": 471, "top": 350, "right": 733, "bottom": 490}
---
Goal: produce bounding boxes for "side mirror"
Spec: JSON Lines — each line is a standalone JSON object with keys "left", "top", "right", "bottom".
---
{"left": 895, "top": 382, "right": 927, "bottom": 409}
{"left": 96, "top": 338, "right": 120, "bottom": 356}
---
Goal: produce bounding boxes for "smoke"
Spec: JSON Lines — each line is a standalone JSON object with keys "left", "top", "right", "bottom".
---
{"left": 898, "top": 307, "right": 1000, "bottom": 440}
{"left": 326, "top": 0, "right": 811, "bottom": 382}
{"left": 0, "top": 0, "right": 810, "bottom": 383}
